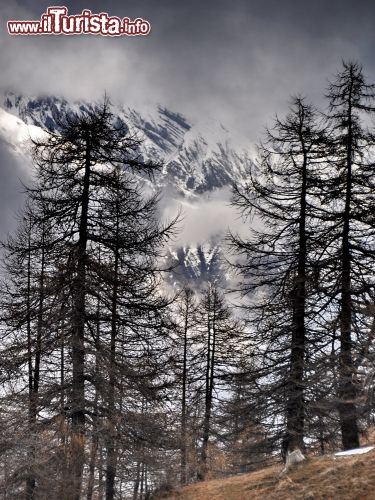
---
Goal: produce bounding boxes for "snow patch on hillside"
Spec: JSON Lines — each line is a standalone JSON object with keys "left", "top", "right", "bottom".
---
{"left": 335, "top": 446, "right": 374, "bottom": 457}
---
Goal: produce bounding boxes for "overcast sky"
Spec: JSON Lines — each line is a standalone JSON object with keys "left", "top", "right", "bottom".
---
{"left": 1, "top": 0, "right": 375, "bottom": 241}
{"left": 2, "top": 0, "right": 375, "bottom": 145}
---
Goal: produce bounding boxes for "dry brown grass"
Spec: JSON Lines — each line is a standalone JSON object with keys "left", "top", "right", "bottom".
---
{"left": 165, "top": 447, "right": 375, "bottom": 499}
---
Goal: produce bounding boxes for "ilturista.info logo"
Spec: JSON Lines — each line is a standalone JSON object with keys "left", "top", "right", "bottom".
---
{"left": 7, "top": 6, "right": 151, "bottom": 36}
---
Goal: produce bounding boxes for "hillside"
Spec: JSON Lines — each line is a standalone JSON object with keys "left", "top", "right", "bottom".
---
{"left": 165, "top": 446, "right": 375, "bottom": 500}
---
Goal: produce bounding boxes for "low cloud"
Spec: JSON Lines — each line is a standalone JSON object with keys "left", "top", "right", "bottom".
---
{"left": 2, "top": 0, "right": 374, "bottom": 149}
{"left": 0, "top": 140, "right": 29, "bottom": 237}
{"left": 162, "top": 187, "right": 249, "bottom": 248}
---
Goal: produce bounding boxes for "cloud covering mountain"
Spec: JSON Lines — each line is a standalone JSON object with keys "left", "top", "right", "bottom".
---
{"left": 0, "top": 93, "right": 253, "bottom": 284}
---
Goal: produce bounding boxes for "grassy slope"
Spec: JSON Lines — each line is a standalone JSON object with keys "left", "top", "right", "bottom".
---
{"left": 166, "top": 448, "right": 375, "bottom": 499}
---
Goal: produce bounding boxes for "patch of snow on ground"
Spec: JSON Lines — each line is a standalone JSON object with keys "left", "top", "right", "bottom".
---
{"left": 334, "top": 446, "right": 374, "bottom": 457}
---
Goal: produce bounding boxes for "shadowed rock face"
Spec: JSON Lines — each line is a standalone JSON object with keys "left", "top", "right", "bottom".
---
{"left": 165, "top": 241, "right": 225, "bottom": 288}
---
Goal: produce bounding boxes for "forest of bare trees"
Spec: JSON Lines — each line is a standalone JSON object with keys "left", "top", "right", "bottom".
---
{"left": 1, "top": 61, "right": 375, "bottom": 499}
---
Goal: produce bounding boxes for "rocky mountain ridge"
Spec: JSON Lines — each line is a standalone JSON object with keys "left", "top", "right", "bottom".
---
{"left": 0, "top": 92, "right": 253, "bottom": 286}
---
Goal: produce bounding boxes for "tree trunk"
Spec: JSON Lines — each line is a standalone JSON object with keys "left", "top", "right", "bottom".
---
{"left": 26, "top": 220, "right": 47, "bottom": 498}
{"left": 133, "top": 460, "right": 141, "bottom": 500}
{"left": 69, "top": 142, "right": 91, "bottom": 499}
{"left": 98, "top": 443, "right": 104, "bottom": 499}
{"left": 106, "top": 193, "right": 120, "bottom": 500}
{"left": 180, "top": 292, "right": 189, "bottom": 485}
{"left": 199, "top": 335, "right": 211, "bottom": 479}
{"left": 25, "top": 218, "right": 35, "bottom": 500}
{"left": 86, "top": 432, "right": 98, "bottom": 500}
{"left": 338, "top": 82, "right": 359, "bottom": 450}
{"left": 87, "top": 298, "right": 102, "bottom": 500}
{"left": 200, "top": 292, "right": 215, "bottom": 481}
{"left": 286, "top": 123, "right": 307, "bottom": 453}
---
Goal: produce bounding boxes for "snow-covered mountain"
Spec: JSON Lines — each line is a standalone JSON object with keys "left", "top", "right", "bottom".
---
{"left": 0, "top": 92, "right": 253, "bottom": 286}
